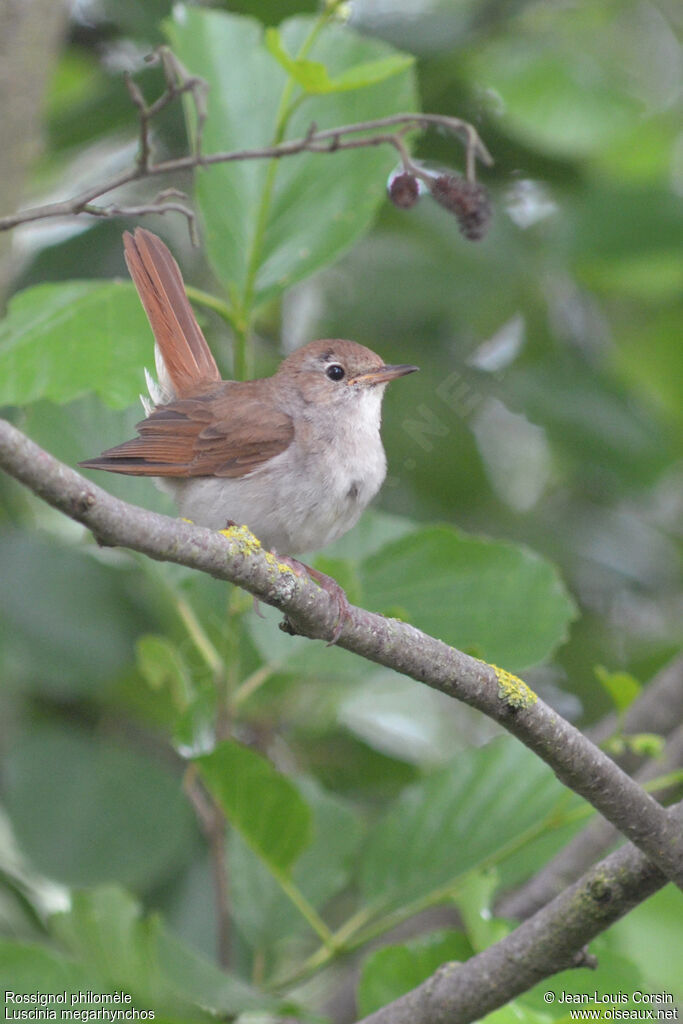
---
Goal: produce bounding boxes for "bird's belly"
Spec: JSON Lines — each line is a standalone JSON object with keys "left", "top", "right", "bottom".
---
{"left": 163, "top": 439, "right": 386, "bottom": 555}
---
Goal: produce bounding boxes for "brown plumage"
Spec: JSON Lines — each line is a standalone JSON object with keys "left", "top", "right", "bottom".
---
{"left": 123, "top": 228, "right": 220, "bottom": 395}
{"left": 80, "top": 228, "right": 294, "bottom": 478}
{"left": 79, "top": 228, "right": 417, "bottom": 562}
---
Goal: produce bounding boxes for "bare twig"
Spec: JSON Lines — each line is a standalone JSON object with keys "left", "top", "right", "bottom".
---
{"left": 152, "top": 46, "right": 208, "bottom": 158}
{"left": 125, "top": 46, "right": 208, "bottom": 172}
{"left": 184, "top": 765, "right": 232, "bottom": 968}
{"left": 0, "top": 44, "right": 492, "bottom": 238}
{"left": 82, "top": 188, "right": 199, "bottom": 245}
{"left": 0, "top": 418, "right": 681, "bottom": 891}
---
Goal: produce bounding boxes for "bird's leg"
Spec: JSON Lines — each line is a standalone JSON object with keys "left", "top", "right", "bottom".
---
{"left": 275, "top": 556, "right": 351, "bottom": 646}
{"left": 219, "top": 518, "right": 349, "bottom": 642}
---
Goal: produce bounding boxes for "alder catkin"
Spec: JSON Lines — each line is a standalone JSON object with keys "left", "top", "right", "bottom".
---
{"left": 429, "top": 174, "right": 492, "bottom": 240}
{"left": 388, "top": 172, "right": 420, "bottom": 209}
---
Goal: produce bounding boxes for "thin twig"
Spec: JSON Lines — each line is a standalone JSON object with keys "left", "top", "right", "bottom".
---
{"left": 82, "top": 188, "right": 199, "bottom": 244}
{"left": 152, "top": 46, "right": 208, "bottom": 158}
{"left": 0, "top": 42, "right": 492, "bottom": 238}
{"left": 184, "top": 765, "right": 232, "bottom": 968}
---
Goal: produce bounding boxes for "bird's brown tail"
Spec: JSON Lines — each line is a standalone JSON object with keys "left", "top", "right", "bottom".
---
{"left": 123, "top": 228, "right": 220, "bottom": 397}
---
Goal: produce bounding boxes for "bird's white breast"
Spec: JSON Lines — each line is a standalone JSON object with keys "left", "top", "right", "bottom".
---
{"left": 163, "top": 386, "right": 388, "bottom": 554}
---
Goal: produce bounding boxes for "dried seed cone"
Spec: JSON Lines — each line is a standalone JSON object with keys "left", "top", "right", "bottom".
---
{"left": 430, "top": 174, "right": 492, "bottom": 240}
{"left": 388, "top": 172, "right": 420, "bottom": 209}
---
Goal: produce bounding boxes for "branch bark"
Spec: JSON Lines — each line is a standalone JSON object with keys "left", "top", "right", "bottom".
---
{"left": 497, "top": 655, "right": 683, "bottom": 918}
{"left": 1, "top": 417, "right": 682, "bottom": 891}
{"left": 0, "top": 107, "right": 492, "bottom": 235}
{"left": 588, "top": 653, "right": 683, "bottom": 770}
{"left": 498, "top": 723, "right": 683, "bottom": 919}
{"left": 356, "top": 801, "right": 682, "bottom": 1024}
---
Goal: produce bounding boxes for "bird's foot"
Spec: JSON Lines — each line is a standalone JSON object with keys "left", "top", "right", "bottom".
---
{"left": 276, "top": 556, "right": 351, "bottom": 645}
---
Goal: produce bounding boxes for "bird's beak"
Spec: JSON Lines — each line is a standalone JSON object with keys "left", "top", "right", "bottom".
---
{"left": 351, "top": 363, "right": 419, "bottom": 386}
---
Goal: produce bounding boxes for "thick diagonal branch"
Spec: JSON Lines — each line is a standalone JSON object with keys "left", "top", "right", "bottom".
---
{"left": 356, "top": 801, "right": 682, "bottom": 1024}
{"left": 1, "top": 417, "right": 681, "bottom": 889}
{"left": 498, "top": 722, "right": 683, "bottom": 919}
{"left": 496, "top": 656, "right": 683, "bottom": 918}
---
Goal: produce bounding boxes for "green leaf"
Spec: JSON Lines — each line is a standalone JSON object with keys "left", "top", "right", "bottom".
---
{"left": 5, "top": 725, "right": 195, "bottom": 888}
{"left": 194, "top": 740, "right": 312, "bottom": 874}
{"left": 465, "top": 37, "right": 640, "bottom": 159}
{"left": 165, "top": 9, "right": 417, "bottom": 308}
{"left": 155, "top": 930, "right": 276, "bottom": 1016}
{"left": 137, "top": 634, "right": 193, "bottom": 711}
{"left": 265, "top": 26, "right": 413, "bottom": 94}
{"left": 485, "top": 1002, "right": 556, "bottom": 1024}
{"left": 327, "top": 53, "right": 415, "bottom": 91}
{"left": 454, "top": 869, "right": 510, "bottom": 952}
{"left": 621, "top": 733, "right": 665, "bottom": 759}
{"left": 324, "top": 508, "right": 417, "bottom": 562}
{"left": 578, "top": 250, "right": 683, "bottom": 302}
{"left": 359, "top": 737, "right": 582, "bottom": 914}
{"left": 594, "top": 665, "right": 641, "bottom": 713}
{"left": 605, "top": 886, "right": 683, "bottom": 1004}
{"left": 0, "top": 943, "right": 90, "bottom": 1009}
{"left": 361, "top": 525, "right": 577, "bottom": 671}
{"left": 229, "top": 776, "right": 363, "bottom": 949}
{"left": 0, "top": 530, "right": 146, "bottom": 695}
{"left": 51, "top": 887, "right": 164, "bottom": 996}
{"left": 48, "top": 886, "right": 264, "bottom": 1020}
{"left": 357, "top": 930, "right": 472, "bottom": 1017}
{"left": 0, "top": 281, "right": 151, "bottom": 409}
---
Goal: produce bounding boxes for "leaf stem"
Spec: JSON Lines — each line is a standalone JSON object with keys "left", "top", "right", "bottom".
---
{"left": 176, "top": 593, "right": 223, "bottom": 676}
{"left": 184, "top": 284, "right": 235, "bottom": 328}
{"left": 239, "top": 8, "right": 334, "bottom": 354}
{"left": 229, "top": 664, "right": 274, "bottom": 710}
{"left": 270, "top": 794, "right": 591, "bottom": 992}
{"left": 271, "top": 866, "right": 337, "bottom": 951}
{"left": 139, "top": 559, "right": 223, "bottom": 676}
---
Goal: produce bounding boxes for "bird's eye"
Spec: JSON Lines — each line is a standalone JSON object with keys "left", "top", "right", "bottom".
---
{"left": 326, "top": 364, "right": 345, "bottom": 382}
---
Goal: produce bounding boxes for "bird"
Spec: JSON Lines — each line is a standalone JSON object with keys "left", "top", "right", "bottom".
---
{"left": 80, "top": 228, "right": 418, "bottom": 639}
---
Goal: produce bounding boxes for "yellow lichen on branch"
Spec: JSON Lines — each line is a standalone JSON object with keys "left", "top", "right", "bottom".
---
{"left": 483, "top": 662, "right": 538, "bottom": 709}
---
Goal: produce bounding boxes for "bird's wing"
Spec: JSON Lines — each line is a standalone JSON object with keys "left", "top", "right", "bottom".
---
{"left": 80, "top": 382, "right": 294, "bottom": 478}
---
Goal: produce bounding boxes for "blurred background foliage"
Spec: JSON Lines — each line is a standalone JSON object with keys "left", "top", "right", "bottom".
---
{"left": 0, "top": 0, "right": 681, "bottom": 1021}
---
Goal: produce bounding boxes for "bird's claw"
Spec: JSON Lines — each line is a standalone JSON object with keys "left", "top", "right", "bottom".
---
{"left": 276, "top": 556, "right": 351, "bottom": 645}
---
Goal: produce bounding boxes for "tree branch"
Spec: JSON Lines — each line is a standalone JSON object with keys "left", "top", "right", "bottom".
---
{"left": 498, "top": 723, "right": 683, "bottom": 919}
{"left": 1, "top": 418, "right": 682, "bottom": 890}
{"left": 355, "top": 800, "right": 682, "bottom": 1024}
{"left": 0, "top": 39, "right": 493, "bottom": 237}
{"left": 588, "top": 653, "right": 683, "bottom": 769}
{"left": 496, "top": 655, "right": 683, "bottom": 918}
